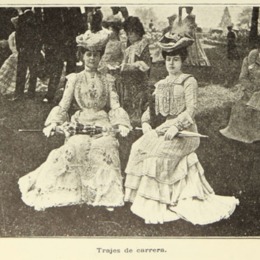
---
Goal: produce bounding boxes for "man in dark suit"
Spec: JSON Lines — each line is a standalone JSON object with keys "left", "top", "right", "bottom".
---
{"left": 42, "top": 7, "right": 66, "bottom": 103}
{"left": 63, "top": 7, "right": 85, "bottom": 75}
{"left": 0, "top": 8, "right": 18, "bottom": 40}
{"left": 13, "top": 7, "right": 42, "bottom": 100}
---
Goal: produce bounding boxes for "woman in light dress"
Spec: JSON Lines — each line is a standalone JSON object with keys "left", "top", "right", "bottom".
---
{"left": 0, "top": 16, "right": 19, "bottom": 96}
{"left": 124, "top": 32, "right": 239, "bottom": 225}
{"left": 18, "top": 29, "right": 131, "bottom": 212}
{"left": 220, "top": 47, "right": 260, "bottom": 143}
{"left": 180, "top": 6, "right": 211, "bottom": 67}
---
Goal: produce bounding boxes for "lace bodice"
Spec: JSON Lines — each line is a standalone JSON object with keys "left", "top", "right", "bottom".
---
{"left": 141, "top": 74, "right": 198, "bottom": 130}
{"left": 45, "top": 71, "right": 131, "bottom": 129}
{"left": 73, "top": 72, "right": 110, "bottom": 111}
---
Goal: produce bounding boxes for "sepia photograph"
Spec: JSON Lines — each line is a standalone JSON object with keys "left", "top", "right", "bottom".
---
{"left": 0, "top": 0, "right": 260, "bottom": 258}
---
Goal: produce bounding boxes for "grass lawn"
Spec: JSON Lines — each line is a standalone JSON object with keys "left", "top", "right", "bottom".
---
{"left": 0, "top": 45, "right": 260, "bottom": 237}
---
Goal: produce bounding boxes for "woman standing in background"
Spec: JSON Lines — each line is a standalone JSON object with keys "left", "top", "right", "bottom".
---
{"left": 179, "top": 6, "right": 211, "bottom": 67}
{"left": 120, "top": 16, "right": 152, "bottom": 123}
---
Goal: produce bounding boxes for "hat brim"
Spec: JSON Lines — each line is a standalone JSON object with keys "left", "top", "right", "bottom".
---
{"left": 76, "top": 29, "right": 110, "bottom": 52}
{"left": 158, "top": 33, "right": 194, "bottom": 52}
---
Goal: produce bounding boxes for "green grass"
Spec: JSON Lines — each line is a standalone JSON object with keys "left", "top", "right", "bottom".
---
{"left": 0, "top": 45, "right": 260, "bottom": 237}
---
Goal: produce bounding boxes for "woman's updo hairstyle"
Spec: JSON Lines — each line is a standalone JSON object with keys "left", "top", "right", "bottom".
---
{"left": 123, "top": 16, "right": 145, "bottom": 38}
{"left": 102, "top": 16, "right": 122, "bottom": 35}
{"left": 162, "top": 48, "right": 188, "bottom": 62}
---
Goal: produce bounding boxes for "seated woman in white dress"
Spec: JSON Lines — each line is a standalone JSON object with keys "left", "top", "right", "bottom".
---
{"left": 124, "top": 32, "right": 239, "bottom": 225}
{"left": 18, "top": 29, "right": 131, "bottom": 212}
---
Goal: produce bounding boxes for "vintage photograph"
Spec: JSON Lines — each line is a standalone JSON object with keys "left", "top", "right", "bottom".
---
{"left": 0, "top": 3, "right": 259, "bottom": 239}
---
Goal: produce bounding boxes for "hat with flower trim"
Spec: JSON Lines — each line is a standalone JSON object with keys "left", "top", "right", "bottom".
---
{"left": 76, "top": 29, "right": 111, "bottom": 52}
{"left": 158, "top": 31, "right": 194, "bottom": 52}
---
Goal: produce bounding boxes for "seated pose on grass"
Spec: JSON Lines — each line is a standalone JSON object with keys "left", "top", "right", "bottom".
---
{"left": 124, "top": 32, "right": 239, "bottom": 224}
{"left": 18, "top": 28, "right": 131, "bottom": 212}
{"left": 220, "top": 46, "right": 260, "bottom": 143}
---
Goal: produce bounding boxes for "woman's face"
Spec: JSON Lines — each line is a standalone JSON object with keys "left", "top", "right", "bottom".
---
{"left": 83, "top": 51, "right": 101, "bottom": 70}
{"left": 127, "top": 31, "right": 141, "bottom": 44}
{"left": 165, "top": 55, "right": 183, "bottom": 75}
{"left": 108, "top": 26, "right": 117, "bottom": 39}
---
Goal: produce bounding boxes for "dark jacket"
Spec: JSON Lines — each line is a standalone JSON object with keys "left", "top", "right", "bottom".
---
{"left": 42, "top": 8, "right": 65, "bottom": 47}
{"left": 16, "top": 10, "right": 41, "bottom": 51}
{"left": 62, "top": 7, "right": 85, "bottom": 45}
{"left": 0, "top": 8, "right": 18, "bottom": 40}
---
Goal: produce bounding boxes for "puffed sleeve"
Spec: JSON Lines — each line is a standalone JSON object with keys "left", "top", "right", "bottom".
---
{"left": 141, "top": 107, "right": 151, "bottom": 124}
{"left": 174, "top": 76, "right": 198, "bottom": 130}
{"left": 44, "top": 73, "right": 77, "bottom": 126}
{"left": 238, "top": 56, "right": 254, "bottom": 94}
{"left": 121, "top": 39, "right": 151, "bottom": 73}
{"left": 139, "top": 44, "right": 152, "bottom": 72}
{"left": 106, "top": 74, "right": 132, "bottom": 129}
{"left": 239, "top": 56, "right": 250, "bottom": 82}
{"left": 8, "top": 32, "right": 17, "bottom": 54}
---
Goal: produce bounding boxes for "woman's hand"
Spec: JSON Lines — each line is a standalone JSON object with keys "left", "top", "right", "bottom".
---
{"left": 43, "top": 123, "right": 58, "bottom": 138}
{"left": 120, "top": 63, "right": 139, "bottom": 72}
{"left": 118, "top": 125, "right": 130, "bottom": 137}
{"left": 164, "top": 125, "right": 179, "bottom": 141}
{"left": 142, "top": 122, "right": 152, "bottom": 134}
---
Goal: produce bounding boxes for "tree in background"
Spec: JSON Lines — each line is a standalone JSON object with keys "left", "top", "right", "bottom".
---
{"left": 132, "top": 7, "right": 158, "bottom": 30}
{"left": 249, "top": 7, "right": 259, "bottom": 49}
{"left": 219, "top": 7, "right": 232, "bottom": 30}
{"left": 237, "top": 7, "right": 252, "bottom": 30}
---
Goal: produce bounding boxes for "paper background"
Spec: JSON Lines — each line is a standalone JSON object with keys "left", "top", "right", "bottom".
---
{"left": 0, "top": 0, "right": 260, "bottom": 259}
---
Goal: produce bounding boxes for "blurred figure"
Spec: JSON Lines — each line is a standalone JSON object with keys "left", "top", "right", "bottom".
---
{"left": 111, "top": 6, "right": 129, "bottom": 20}
{"left": 227, "top": 25, "right": 239, "bottom": 60}
{"left": 121, "top": 16, "right": 152, "bottom": 121}
{"left": 162, "top": 14, "right": 177, "bottom": 35}
{"left": 0, "top": 39, "right": 11, "bottom": 68}
{"left": 42, "top": 8, "right": 66, "bottom": 103}
{"left": 0, "top": 16, "right": 19, "bottom": 96}
{"left": 100, "top": 16, "right": 125, "bottom": 104}
{"left": 0, "top": 8, "right": 18, "bottom": 40}
{"left": 12, "top": 7, "right": 42, "bottom": 101}
{"left": 63, "top": 7, "right": 85, "bottom": 75}
{"left": 220, "top": 46, "right": 260, "bottom": 143}
{"left": 180, "top": 6, "right": 211, "bottom": 66}
{"left": 99, "top": 16, "right": 124, "bottom": 73}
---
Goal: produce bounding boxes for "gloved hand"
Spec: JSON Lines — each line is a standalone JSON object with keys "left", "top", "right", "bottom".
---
{"left": 164, "top": 125, "right": 179, "bottom": 141}
{"left": 43, "top": 123, "right": 57, "bottom": 138}
{"left": 142, "top": 122, "right": 152, "bottom": 134}
{"left": 118, "top": 125, "right": 130, "bottom": 137}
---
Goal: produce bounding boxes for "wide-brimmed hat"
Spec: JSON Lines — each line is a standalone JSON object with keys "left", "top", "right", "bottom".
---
{"left": 102, "top": 15, "right": 122, "bottom": 31}
{"left": 76, "top": 29, "right": 111, "bottom": 52}
{"left": 158, "top": 32, "right": 194, "bottom": 52}
{"left": 103, "top": 15, "right": 122, "bottom": 24}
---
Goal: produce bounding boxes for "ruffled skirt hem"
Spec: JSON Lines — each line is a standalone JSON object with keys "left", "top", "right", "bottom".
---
{"left": 124, "top": 153, "right": 239, "bottom": 225}
{"left": 19, "top": 174, "right": 124, "bottom": 211}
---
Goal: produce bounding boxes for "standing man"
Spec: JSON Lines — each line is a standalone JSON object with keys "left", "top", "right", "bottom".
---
{"left": 13, "top": 7, "right": 42, "bottom": 101}
{"left": 63, "top": 7, "right": 85, "bottom": 75}
{"left": 227, "top": 25, "right": 239, "bottom": 60}
{"left": 42, "top": 7, "right": 66, "bottom": 103}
